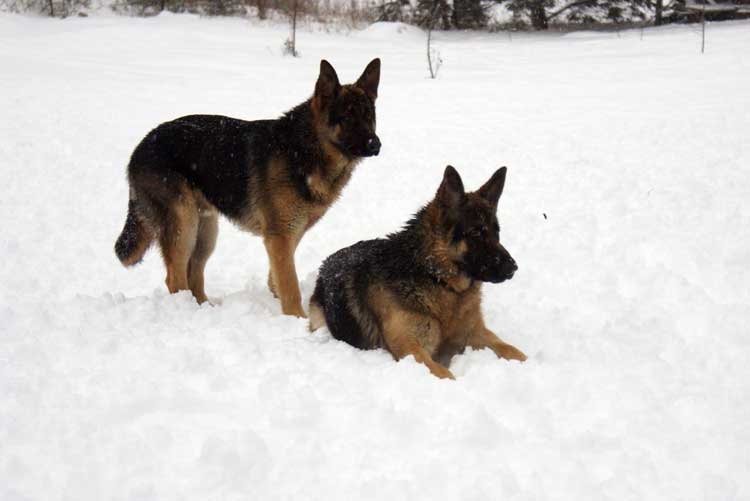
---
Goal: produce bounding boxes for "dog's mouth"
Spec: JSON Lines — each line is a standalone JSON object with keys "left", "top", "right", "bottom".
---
{"left": 491, "top": 273, "right": 514, "bottom": 283}
{"left": 333, "top": 137, "right": 380, "bottom": 158}
{"left": 348, "top": 141, "right": 381, "bottom": 158}
{"left": 329, "top": 136, "right": 382, "bottom": 159}
{"left": 488, "top": 257, "right": 517, "bottom": 283}
{"left": 470, "top": 265, "right": 516, "bottom": 284}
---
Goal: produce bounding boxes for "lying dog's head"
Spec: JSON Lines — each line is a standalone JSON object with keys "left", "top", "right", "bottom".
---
{"left": 312, "top": 58, "right": 381, "bottom": 158}
{"left": 434, "top": 165, "right": 517, "bottom": 284}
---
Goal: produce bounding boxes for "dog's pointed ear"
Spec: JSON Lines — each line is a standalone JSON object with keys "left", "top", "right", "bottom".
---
{"left": 314, "top": 60, "right": 340, "bottom": 111}
{"left": 436, "top": 165, "right": 465, "bottom": 214}
{"left": 478, "top": 167, "right": 507, "bottom": 208}
{"left": 356, "top": 58, "right": 380, "bottom": 102}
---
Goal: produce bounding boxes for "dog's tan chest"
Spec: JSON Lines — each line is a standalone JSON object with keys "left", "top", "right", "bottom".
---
{"left": 430, "top": 284, "right": 483, "bottom": 346}
{"left": 306, "top": 156, "right": 359, "bottom": 205}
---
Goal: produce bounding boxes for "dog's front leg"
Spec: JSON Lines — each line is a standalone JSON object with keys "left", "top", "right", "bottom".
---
{"left": 388, "top": 334, "right": 455, "bottom": 379}
{"left": 467, "top": 327, "right": 527, "bottom": 362}
{"left": 380, "top": 311, "right": 454, "bottom": 379}
{"left": 263, "top": 234, "right": 306, "bottom": 318}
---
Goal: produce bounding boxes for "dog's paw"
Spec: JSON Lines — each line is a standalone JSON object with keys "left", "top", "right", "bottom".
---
{"left": 282, "top": 303, "right": 308, "bottom": 319}
{"left": 267, "top": 273, "right": 278, "bottom": 298}
{"left": 496, "top": 344, "right": 527, "bottom": 362}
{"left": 430, "top": 365, "right": 456, "bottom": 380}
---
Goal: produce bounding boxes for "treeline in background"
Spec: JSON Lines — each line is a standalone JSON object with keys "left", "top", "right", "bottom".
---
{"left": 3, "top": 0, "right": 748, "bottom": 31}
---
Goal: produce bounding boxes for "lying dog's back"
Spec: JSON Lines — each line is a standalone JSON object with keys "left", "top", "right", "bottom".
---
{"left": 311, "top": 239, "right": 390, "bottom": 349}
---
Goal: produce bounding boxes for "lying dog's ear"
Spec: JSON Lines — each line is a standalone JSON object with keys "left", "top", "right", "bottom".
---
{"left": 478, "top": 167, "right": 507, "bottom": 208}
{"left": 314, "top": 60, "right": 340, "bottom": 111}
{"left": 437, "top": 165, "right": 465, "bottom": 215}
{"left": 356, "top": 58, "right": 380, "bottom": 102}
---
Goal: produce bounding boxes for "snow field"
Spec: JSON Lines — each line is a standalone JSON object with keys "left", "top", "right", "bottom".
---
{"left": 1, "top": 13, "right": 749, "bottom": 500}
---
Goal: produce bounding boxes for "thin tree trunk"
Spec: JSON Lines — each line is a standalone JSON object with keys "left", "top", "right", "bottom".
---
{"left": 426, "top": 0, "right": 440, "bottom": 78}
{"left": 701, "top": 2, "right": 705, "bottom": 53}
{"left": 257, "top": 0, "right": 267, "bottom": 19}
{"left": 427, "top": 26, "right": 434, "bottom": 78}
{"left": 655, "top": 0, "right": 663, "bottom": 26}
{"left": 292, "top": 0, "right": 298, "bottom": 56}
{"left": 441, "top": 0, "right": 450, "bottom": 27}
{"left": 48, "top": 0, "right": 54, "bottom": 16}
{"left": 530, "top": 0, "right": 548, "bottom": 29}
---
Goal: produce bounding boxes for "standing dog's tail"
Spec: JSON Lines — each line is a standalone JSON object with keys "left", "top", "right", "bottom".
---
{"left": 115, "top": 199, "right": 152, "bottom": 266}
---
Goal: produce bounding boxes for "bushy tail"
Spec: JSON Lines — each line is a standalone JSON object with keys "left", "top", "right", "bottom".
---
{"left": 115, "top": 199, "right": 152, "bottom": 266}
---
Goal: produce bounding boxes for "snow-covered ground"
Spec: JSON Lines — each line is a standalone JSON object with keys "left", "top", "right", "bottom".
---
{"left": 1, "top": 13, "right": 749, "bottom": 500}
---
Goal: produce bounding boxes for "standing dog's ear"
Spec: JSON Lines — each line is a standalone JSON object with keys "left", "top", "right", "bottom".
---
{"left": 437, "top": 165, "right": 465, "bottom": 217}
{"left": 314, "top": 60, "right": 341, "bottom": 112}
{"left": 478, "top": 167, "right": 507, "bottom": 209}
{"left": 356, "top": 58, "right": 381, "bottom": 102}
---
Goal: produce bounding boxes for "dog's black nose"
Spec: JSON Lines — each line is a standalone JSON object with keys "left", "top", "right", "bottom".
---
{"left": 366, "top": 136, "right": 381, "bottom": 155}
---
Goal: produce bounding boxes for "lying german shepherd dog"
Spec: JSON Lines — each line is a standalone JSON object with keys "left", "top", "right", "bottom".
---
{"left": 310, "top": 166, "right": 526, "bottom": 378}
{"left": 115, "top": 59, "right": 381, "bottom": 317}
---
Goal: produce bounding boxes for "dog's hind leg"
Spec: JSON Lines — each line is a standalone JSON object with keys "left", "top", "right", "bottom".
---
{"left": 160, "top": 192, "right": 199, "bottom": 296}
{"left": 308, "top": 299, "right": 326, "bottom": 332}
{"left": 188, "top": 211, "right": 218, "bottom": 304}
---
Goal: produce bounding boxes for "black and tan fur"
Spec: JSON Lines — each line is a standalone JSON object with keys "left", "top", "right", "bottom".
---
{"left": 310, "top": 166, "right": 526, "bottom": 379}
{"left": 115, "top": 59, "right": 381, "bottom": 317}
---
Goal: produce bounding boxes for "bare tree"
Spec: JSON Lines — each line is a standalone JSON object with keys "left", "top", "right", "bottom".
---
{"left": 701, "top": 0, "right": 706, "bottom": 53}
{"left": 256, "top": 0, "right": 267, "bottom": 19}
{"left": 654, "top": 0, "right": 662, "bottom": 25}
{"left": 426, "top": 1, "right": 442, "bottom": 78}
{"left": 284, "top": 0, "right": 301, "bottom": 56}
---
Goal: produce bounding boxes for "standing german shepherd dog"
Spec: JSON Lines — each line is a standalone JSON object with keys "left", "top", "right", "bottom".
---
{"left": 115, "top": 59, "right": 381, "bottom": 317}
{"left": 310, "top": 166, "right": 526, "bottom": 379}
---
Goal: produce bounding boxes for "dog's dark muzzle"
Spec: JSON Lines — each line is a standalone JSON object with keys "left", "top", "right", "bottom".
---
{"left": 365, "top": 136, "right": 381, "bottom": 156}
{"left": 485, "top": 256, "right": 518, "bottom": 283}
{"left": 501, "top": 257, "right": 517, "bottom": 280}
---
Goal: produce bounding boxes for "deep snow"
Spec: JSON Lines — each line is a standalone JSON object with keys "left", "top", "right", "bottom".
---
{"left": 1, "top": 13, "right": 749, "bottom": 501}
